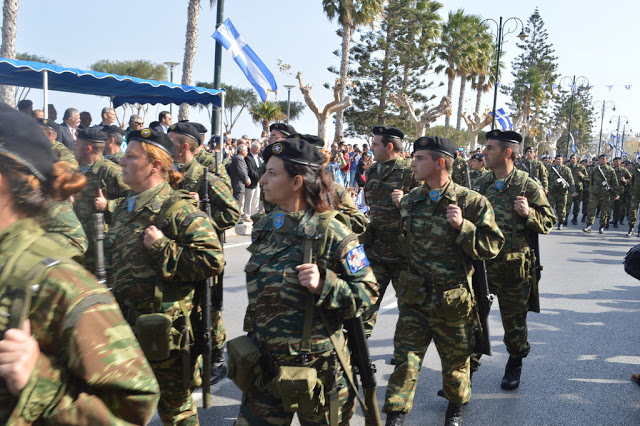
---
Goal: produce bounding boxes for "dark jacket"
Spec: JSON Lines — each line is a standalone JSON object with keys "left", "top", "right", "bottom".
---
{"left": 58, "top": 122, "right": 75, "bottom": 150}
{"left": 229, "top": 154, "right": 250, "bottom": 194}
{"left": 245, "top": 153, "right": 261, "bottom": 189}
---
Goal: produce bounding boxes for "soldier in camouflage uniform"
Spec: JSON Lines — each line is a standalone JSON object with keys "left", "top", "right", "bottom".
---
{"left": 190, "top": 121, "right": 234, "bottom": 189}
{"left": 238, "top": 138, "right": 378, "bottom": 425}
{"left": 625, "top": 163, "right": 640, "bottom": 236}
{"left": 584, "top": 154, "right": 620, "bottom": 234}
{"left": 580, "top": 159, "right": 591, "bottom": 222}
{"left": 105, "top": 129, "right": 224, "bottom": 426}
{"left": 168, "top": 122, "right": 241, "bottom": 385}
{"left": 516, "top": 146, "right": 549, "bottom": 193}
{"left": 73, "top": 128, "right": 130, "bottom": 275}
{"left": 451, "top": 151, "right": 467, "bottom": 186}
{"left": 383, "top": 137, "right": 504, "bottom": 426}
{"left": 568, "top": 155, "right": 588, "bottom": 225}
{"left": 43, "top": 200, "right": 88, "bottom": 260}
{"left": 37, "top": 118, "right": 79, "bottom": 171}
{"left": 612, "top": 157, "right": 632, "bottom": 228}
{"left": 361, "top": 126, "right": 415, "bottom": 336}
{"left": 547, "top": 154, "right": 576, "bottom": 229}
{"left": 475, "top": 129, "right": 556, "bottom": 390}
{"left": 0, "top": 109, "right": 159, "bottom": 425}
{"left": 101, "top": 124, "right": 125, "bottom": 165}
{"left": 469, "top": 153, "right": 489, "bottom": 187}
{"left": 258, "top": 123, "right": 297, "bottom": 216}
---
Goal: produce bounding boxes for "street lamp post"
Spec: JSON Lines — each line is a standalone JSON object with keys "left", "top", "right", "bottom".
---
{"left": 559, "top": 75, "right": 589, "bottom": 157}
{"left": 283, "top": 84, "right": 295, "bottom": 124}
{"left": 476, "top": 17, "right": 527, "bottom": 130}
{"left": 609, "top": 115, "right": 629, "bottom": 158}
{"left": 163, "top": 62, "right": 180, "bottom": 116}
{"left": 592, "top": 100, "right": 615, "bottom": 156}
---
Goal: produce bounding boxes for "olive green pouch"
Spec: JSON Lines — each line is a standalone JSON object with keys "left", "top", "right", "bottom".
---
{"left": 227, "top": 335, "right": 263, "bottom": 392}
{"left": 502, "top": 252, "right": 528, "bottom": 281}
{"left": 272, "top": 366, "right": 324, "bottom": 413}
{"left": 396, "top": 270, "right": 429, "bottom": 305}
{"left": 442, "top": 287, "right": 473, "bottom": 322}
{"left": 135, "top": 313, "right": 174, "bottom": 362}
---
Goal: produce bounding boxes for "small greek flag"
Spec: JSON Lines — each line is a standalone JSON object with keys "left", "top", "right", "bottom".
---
{"left": 490, "top": 108, "right": 513, "bottom": 131}
{"left": 569, "top": 132, "right": 576, "bottom": 153}
{"left": 212, "top": 18, "right": 277, "bottom": 102}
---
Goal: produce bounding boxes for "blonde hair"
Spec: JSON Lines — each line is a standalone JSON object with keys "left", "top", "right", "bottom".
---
{"left": 140, "top": 142, "right": 182, "bottom": 186}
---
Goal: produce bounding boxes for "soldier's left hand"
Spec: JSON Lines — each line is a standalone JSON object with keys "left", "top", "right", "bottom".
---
{"left": 391, "top": 189, "right": 404, "bottom": 207}
{"left": 446, "top": 204, "right": 464, "bottom": 230}
{"left": 571, "top": 192, "right": 578, "bottom": 197}
{"left": 514, "top": 196, "right": 530, "bottom": 217}
{"left": 0, "top": 320, "right": 39, "bottom": 396}
{"left": 143, "top": 225, "right": 164, "bottom": 248}
{"left": 296, "top": 263, "right": 325, "bottom": 295}
{"left": 615, "top": 195, "right": 620, "bottom": 201}
{"left": 189, "top": 192, "right": 200, "bottom": 202}
{"left": 94, "top": 188, "right": 107, "bottom": 211}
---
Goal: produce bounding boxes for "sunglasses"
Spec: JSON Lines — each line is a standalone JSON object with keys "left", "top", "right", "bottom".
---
{"left": 132, "top": 122, "right": 144, "bottom": 126}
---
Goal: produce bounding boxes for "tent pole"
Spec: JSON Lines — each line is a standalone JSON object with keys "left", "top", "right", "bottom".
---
{"left": 43, "top": 70, "right": 48, "bottom": 119}
{"left": 219, "top": 91, "right": 225, "bottom": 151}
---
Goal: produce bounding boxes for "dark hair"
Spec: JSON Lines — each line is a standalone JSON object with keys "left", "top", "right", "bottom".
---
{"left": 426, "top": 151, "right": 454, "bottom": 171}
{"left": 0, "top": 155, "right": 86, "bottom": 218}
{"left": 159, "top": 111, "right": 171, "bottom": 121}
{"left": 494, "top": 140, "right": 518, "bottom": 162}
{"left": 282, "top": 160, "right": 338, "bottom": 213}
{"left": 17, "top": 99, "right": 33, "bottom": 111}
{"left": 381, "top": 135, "right": 402, "bottom": 153}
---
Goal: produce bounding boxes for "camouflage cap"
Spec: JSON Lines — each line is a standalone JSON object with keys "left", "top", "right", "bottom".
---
{"left": 413, "top": 136, "right": 456, "bottom": 158}
{"left": 128, "top": 128, "right": 176, "bottom": 157}
{"left": 486, "top": 129, "right": 523, "bottom": 145}
{"left": 168, "top": 122, "right": 201, "bottom": 145}
{"left": 77, "top": 127, "right": 108, "bottom": 144}
{"left": 263, "top": 137, "right": 325, "bottom": 167}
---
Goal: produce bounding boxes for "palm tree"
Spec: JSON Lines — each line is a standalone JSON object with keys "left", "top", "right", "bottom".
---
{"left": 454, "top": 14, "right": 483, "bottom": 130}
{"left": 0, "top": 0, "right": 19, "bottom": 106}
{"left": 323, "top": 0, "right": 384, "bottom": 142}
{"left": 250, "top": 102, "right": 286, "bottom": 134}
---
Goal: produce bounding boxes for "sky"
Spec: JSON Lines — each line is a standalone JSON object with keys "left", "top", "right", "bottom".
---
{"left": 10, "top": 0, "right": 639, "bottom": 148}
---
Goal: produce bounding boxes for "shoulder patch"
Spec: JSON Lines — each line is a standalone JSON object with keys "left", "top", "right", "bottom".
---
{"left": 346, "top": 244, "right": 370, "bottom": 273}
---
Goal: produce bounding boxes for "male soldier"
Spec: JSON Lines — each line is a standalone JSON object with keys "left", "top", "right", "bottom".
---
{"left": 384, "top": 136, "right": 504, "bottom": 426}
{"left": 362, "top": 126, "right": 415, "bottom": 336}
{"left": 474, "top": 129, "right": 555, "bottom": 390}
{"left": 101, "top": 124, "right": 125, "bottom": 165}
{"left": 469, "top": 153, "right": 489, "bottom": 186}
{"left": 568, "top": 155, "right": 588, "bottom": 225}
{"left": 580, "top": 158, "right": 591, "bottom": 222}
{"left": 547, "top": 154, "right": 576, "bottom": 230}
{"left": 168, "top": 122, "right": 241, "bottom": 385}
{"left": 612, "top": 157, "right": 632, "bottom": 228}
{"left": 73, "top": 128, "right": 130, "bottom": 275}
{"left": 584, "top": 154, "right": 620, "bottom": 234}
{"left": 451, "top": 150, "right": 467, "bottom": 186}
{"left": 517, "top": 146, "right": 550, "bottom": 193}
{"left": 37, "top": 118, "right": 79, "bottom": 171}
{"left": 627, "top": 162, "right": 640, "bottom": 236}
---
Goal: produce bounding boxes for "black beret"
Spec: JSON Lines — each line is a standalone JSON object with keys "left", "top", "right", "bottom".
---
{"left": 128, "top": 128, "right": 176, "bottom": 157}
{"left": 555, "top": 154, "right": 563, "bottom": 158}
{"left": 569, "top": 154, "right": 577, "bottom": 159}
{"left": 291, "top": 133, "right": 325, "bottom": 148}
{"left": 77, "top": 127, "right": 107, "bottom": 144}
{"left": 269, "top": 122, "right": 296, "bottom": 136}
{"left": 580, "top": 159, "right": 588, "bottom": 163}
{"left": 168, "top": 122, "right": 201, "bottom": 145}
{"left": 263, "top": 137, "right": 324, "bottom": 167}
{"left": 613, "top": 156, "right": 621, "bottom": 161}
{"left": 599, "top": 154, "right": 607, "bottom": 159}
{"left": 471, "top": 153, "right": 484, "bottom": 161}
{"left": 0, "top": 106, "right": 58, "bottom": 182}
{"left": 486, "top": 129, "right": 523, "bottom": 145}
{"left": 37, "top": 118, "right": 59, "bottom": 133}
{"left": 180, "top": 120, "right": 207, "bottom": 134}
{"left": 100, "top": 124, "right": 124, "bottom": 135}
{"left": 372, "top": 126, "right": 404, "bottom": 140}
{"left": 412, "top": 136, "right": 456, "bottom": 158}
{"left": 524, "top": 146, "right": 535, "bottom": 152}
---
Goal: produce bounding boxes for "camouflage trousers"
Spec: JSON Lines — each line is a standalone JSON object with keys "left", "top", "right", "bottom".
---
{"left": 236, "top": 364, "right": 356, "bottom": 425}
{"left": 383, "top": 298, "right": 474, "bottom": 413}
{"left": 569, "top": 187, "right": 584, "bottom": 219}
{"left": 547, "top": 190, "right": 568, "bottom": 223}
{"left": 627, "top": 192, "right": 640, "bottom": 230}
{"left": 361, "top": 257, "right": 406, "bottom": 337}
{"left": 586, "top": 190, "right": 613, "bottom": 228}
{"left": 613, "top": 190, "right": 630, "bottom": 223}
{"left": 152, "top": 352, "right": 202, "bottom": 426}
{"left": 212, "top": 308, "right": 226, "bottom": 350}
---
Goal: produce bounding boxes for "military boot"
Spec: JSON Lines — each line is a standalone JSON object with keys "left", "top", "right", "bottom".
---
{"left": 599, "top": 226, "right": 605, "bottom": 234}
{"left": 627, "top": 227, "right": 633, "bottom": 237}
{"left": 210, "top": 347, "right": 228, "bottom": 385}
{"left": 583, "top": 224, "right": 592, "bottom": 233}
{"left": 501, "top": 356, "right": 522, "bottom": 390}
{"left": 557, "top": 222, "right": 563, "bottom": 230}
{"left": 581, "top": 215, "right": 586, "bottom": 222}
{"left": 444, "top": 402, "right": 462, "bottom": 426}
{"left": 571, "top": 215, "right": 578, "bottom": 225}
{"left": 385, "top": 412, "right": 406, "bottom": 426}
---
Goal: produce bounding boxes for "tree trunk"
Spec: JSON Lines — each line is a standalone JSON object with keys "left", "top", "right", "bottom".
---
{"left": 475, "top": 75, "right": 485, "bottom": 114}
{"left": 377, "top": 22, "right": 394, "bottom": 124}
{"left": 0, "top": 0, "right": 19, "bottom": 106}
{"left": 333, "top": 21, "right": 352, "bottom": 144}
{"left": 456, "top": 75, "right": 467, "bottom": 130}
{"left": 179, "top": 0, "right": 200, "bottom": 121}
{"left": 444, "top": 69, "right": 455, "bottom": 128}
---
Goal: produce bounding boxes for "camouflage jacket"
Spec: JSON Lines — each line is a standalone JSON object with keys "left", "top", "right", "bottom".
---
{"left": 548, "top": 164, "right": 575, "bottom": 193}
{"left": 614, "top": 166, "right": 632, "bottom": 191}
{"left": 469, "top": 168, "right": 490, "bottom": 188}
{"left": 516, "top": 159, "right": 549, "bottom": 191}
{"left": 451, "top": 157, "right": 468, "bottom": 186}
{"left": 630, "top": 167, "right": 640, "bottom": 197}
{"left": 105, "top": 182, "right": 224, "bottom": 316}
{"left": 51, "top": 140, "right": 79, "bottom": 171}
{"left": 333, "top": 183, "right": 368, "bottom": 235}
{"left": 569, "top": 163, "right": 588, "bottom": 190}
{"left": 243, "top": 208, "right": 378, "bottom": 357}
{"left": 174, "top": 159, "right": 241, "bottom": 231}
{"left": 363, "top": 156, "right": 415, "bottom": 261}
{"left": 195, "top": 148, "right": 232, "bottom": 188}
{"left": 104, "top": 151, "right": 124, "bottom": 165}
{"left": 0, "top": 219, "right": 159, "bottom": 425}
{"left": 42, "top": 200, "right": 88, "bottom": 260}
{"left": 475, "top": 168, "right": 556, "bottom": 254}
{"left": 588, "top": 164, "right": 620, "bottom": 195}
{"left": 399, "top": 180, "right": 504, "bottom": 284}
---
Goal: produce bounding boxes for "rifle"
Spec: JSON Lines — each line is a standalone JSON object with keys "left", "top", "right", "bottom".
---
{"left": 550, "top": 166, "right": 570, "bottom": 189}
{"left": 597, "top": 166, "right": 614, "bottom": 192}
{"left": 199, "top": 167, "right": 214, "bottom": 408}
{"left": 93, "top": 171, "right": 107, "bottom": 285}
{"left": 203, "top": 166, "right": 224, "bottom": 312}
{"left": 524, "top": 167, "right": 542, "bottom": 313}
{"left": 463, "top": 163, "right": 493, "bottom": 356}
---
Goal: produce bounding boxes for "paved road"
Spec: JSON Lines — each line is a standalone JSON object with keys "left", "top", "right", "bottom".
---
{"left": 151, "top": 223, "right": 640, "bottom": 425}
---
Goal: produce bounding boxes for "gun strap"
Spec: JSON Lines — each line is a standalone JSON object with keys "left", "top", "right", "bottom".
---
{"left": 301, "top": 238, "right": 314, "bottom": 354}
{"left": 403, "top": 190, "right": 416, "bottom": 272}
{"left": 597, "top": 165, "right": 609, "bottom": 186}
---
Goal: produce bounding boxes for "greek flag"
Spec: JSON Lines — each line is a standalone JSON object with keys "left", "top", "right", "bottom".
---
{"left": 569, "top": 132, "right": 576, "bottom": 153}
{"left": 490, "top": 108, "right": 513, "bottom": 130}
{"left": 212, "top": 18, "right": 277, "bottom": 102}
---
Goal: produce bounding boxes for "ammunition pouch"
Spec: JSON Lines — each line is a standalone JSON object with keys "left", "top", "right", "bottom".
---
{"left": 398, "top": 234, "right": 410, "bottom": 259}
{"left": 271, "top": 366, "right": 325, "bottom": 414}
{"left": 227, "top": 335, "right": 264, "bottom": 392}
{"left": 441, "top": 286, "right": 474, "bottom": 322}
{"left": 500, "top": 252, "right": 530, "bottom": 282}
{"left": 396, "top": 270, "right": 430, "bottom": 305}
{"left": 134, "top": 313, "right": 187, "bottom": 362}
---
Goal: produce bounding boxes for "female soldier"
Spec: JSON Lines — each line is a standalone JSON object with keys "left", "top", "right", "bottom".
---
{"left": 0, "top": 107, "right": 159, "bottom": 424}
{"left": 104, "top": 128, "right": 224, "bottom": 425}
{"left": 236, "top": 138, "right": 378, "bottom": 425}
